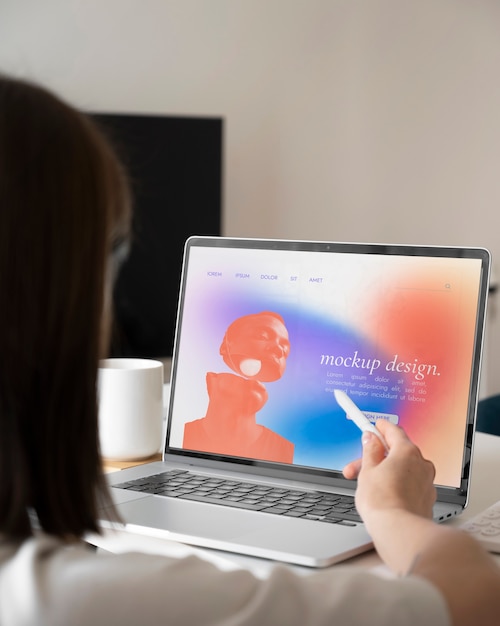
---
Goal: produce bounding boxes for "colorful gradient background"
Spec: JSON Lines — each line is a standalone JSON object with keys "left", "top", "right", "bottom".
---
{"left": 169, "top": 246, "right": 483, "bottom": 488}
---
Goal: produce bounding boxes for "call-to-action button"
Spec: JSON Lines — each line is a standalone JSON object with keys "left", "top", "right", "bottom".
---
{"left": 362, "top": 411, "right": 399, "bottom": 425}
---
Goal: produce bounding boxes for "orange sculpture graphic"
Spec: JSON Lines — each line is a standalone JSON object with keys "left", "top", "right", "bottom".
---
{"left": 183, "top": 311, "right": 294, "bottom": 463}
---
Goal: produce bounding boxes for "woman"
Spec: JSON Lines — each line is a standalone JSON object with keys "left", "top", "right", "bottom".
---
{"left": 183, "top": 311, "right": 294, "bottom": 462}
{"left": 0, "top": 74, "right": 499, "bottom": 626}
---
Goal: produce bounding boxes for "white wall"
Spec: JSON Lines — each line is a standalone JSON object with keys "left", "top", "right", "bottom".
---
{"left": 2, "top": 0, "right": 500, "bottom": 394}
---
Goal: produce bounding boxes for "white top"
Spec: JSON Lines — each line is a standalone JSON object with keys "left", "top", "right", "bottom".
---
{"left": 0, "top": 534, "right": 450, "bottom": 626}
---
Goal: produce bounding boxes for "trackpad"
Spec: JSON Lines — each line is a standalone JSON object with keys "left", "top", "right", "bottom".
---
{"left": 115, "top": 496, "right": 275, "bottom": 541}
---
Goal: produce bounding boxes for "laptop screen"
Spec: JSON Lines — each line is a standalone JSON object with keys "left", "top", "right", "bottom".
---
{"left": 166, "top": 237, "right": 490, "bottom": 491}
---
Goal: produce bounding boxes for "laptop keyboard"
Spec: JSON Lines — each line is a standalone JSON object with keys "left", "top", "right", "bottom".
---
{"left": 113, "top": 469, "right": 362, "bottom": 526}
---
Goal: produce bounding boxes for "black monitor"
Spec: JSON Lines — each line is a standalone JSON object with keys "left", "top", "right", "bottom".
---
{"left": 89, "top": 112, "right": 223, "bottom": 359}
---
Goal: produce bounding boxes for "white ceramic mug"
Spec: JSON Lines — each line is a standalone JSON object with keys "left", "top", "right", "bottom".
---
{"left": 98, "top": 358, "right": 164, "bottom": 461}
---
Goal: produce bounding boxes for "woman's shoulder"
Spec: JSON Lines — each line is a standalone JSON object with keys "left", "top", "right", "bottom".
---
{"left": 0, "top": 534, "right": 450, "bottom": 626}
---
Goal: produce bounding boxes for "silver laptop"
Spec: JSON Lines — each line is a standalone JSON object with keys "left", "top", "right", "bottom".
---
{"left": 101, "top": 236, "right": 490, "bottom": 568}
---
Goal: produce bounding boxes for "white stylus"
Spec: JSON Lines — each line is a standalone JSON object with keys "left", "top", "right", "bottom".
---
{"left": 333, "top": 389, "right": 389, "bottom": 453}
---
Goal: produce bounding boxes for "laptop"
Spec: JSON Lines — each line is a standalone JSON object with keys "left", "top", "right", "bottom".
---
{"left": 101, "top": 236, "right": 491, "bottom": 568}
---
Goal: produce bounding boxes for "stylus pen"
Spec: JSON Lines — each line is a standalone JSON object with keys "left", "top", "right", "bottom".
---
{"left": 333, "top": 389, "right": 389, "bottom": 453}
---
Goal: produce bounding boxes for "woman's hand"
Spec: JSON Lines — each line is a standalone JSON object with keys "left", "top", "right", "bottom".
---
{"left": 343, "top": 420, "right": 500, "bottom": 626}
{"left": 343, "top": 420, "right": 437, "bottom": 526}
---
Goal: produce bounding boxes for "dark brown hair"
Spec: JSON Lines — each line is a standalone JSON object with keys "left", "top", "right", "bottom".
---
{"left": 0, "top": 75, "right": 131, "bottom": 539}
